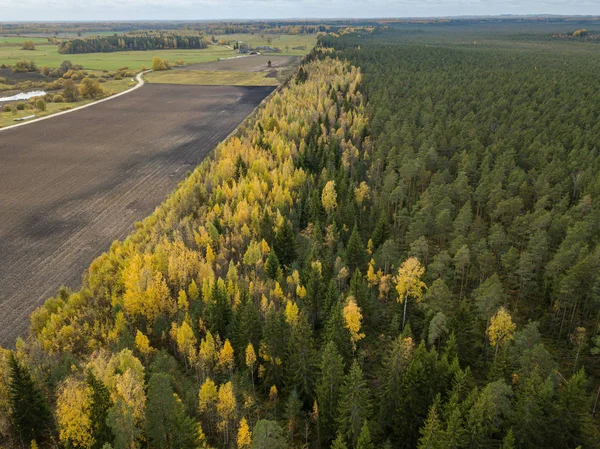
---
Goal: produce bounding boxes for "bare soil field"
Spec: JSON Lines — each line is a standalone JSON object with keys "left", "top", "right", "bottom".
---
{"left": 0, "top": 83, "right": 274, "bottom": 347}
{"left": 0, "top": 67, "right": 46, "bottom": 83}
{"left": 178, "top": 55, "right": 301, "bottom": 72}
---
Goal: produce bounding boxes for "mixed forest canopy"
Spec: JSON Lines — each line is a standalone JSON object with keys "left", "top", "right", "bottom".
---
{"left": 2, "top": 24, "right": 600, "bottom": 449}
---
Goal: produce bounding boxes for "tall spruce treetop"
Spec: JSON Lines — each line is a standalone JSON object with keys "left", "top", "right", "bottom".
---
{"left": 337, "top": 360, "right": 371, "bottom": 446}
{"left": 274, "top": 219, "right": 298, "bottom": 267}
{"left": 8, "top": 353, "right": 55, "bottom": 445}
{"left": 346, "top": 225, "right": 367, "bottom": 273}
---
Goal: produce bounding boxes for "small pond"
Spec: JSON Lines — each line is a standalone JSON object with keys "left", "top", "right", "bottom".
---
{"left": 0, "top": 90, "right": 46, "bottom": 103}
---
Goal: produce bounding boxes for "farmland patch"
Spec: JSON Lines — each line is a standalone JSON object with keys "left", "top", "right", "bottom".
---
{"left": 0, "top": 83, "right": 274, "bottom": 346}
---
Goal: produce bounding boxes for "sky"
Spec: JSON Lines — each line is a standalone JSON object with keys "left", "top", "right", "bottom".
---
{"left": 0, "top": 0, "right": 598, "bottom": 22}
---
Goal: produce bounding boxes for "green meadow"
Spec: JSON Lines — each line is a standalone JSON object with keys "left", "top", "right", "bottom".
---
{"left": 0, "top": 33, "right": 315, "bottom": 71}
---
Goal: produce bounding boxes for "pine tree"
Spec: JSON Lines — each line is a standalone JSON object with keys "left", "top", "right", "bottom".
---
{"left": 371, "top": 215, "right": 389, "bottom": 249}
{"left": 261, "top": 307, "right": 287, "bottom": 388}
{"left": 274, "top": 220, "right": 297, "bottom": 267}
{"left": 356, "top": 420, "right": 375, "bottom": 449}
{"left": 145, "top": 373, "right": 197, "bottom": 449}
{"left": 286, "top": 311, "right": 317, "bottom": 404}
{"left": 337, "top": 360, "right": 371, "bottom": 446}
{"left": 551, "top": 368, "right": 599, "bottom": 448}
{"left": 501, "top": 429, "right": 515, "bottom": 449}
{"left": 8, "top": 353, "right": 55, "bottom": 445}
{"left": 346, "top": 225, "right": 366, "bottom": 273}
{"left": 87, "top": 371, "right": 113, "bottom": 449}
{"left": 260, "top": 209, "right": 275, "bottom": 245}
{"left": 324, "top": 299, "right": 353, "bottom": 362}
{"left": 417, "top": 396, "right": 442, "bottom": 449}
{"left": 285, "top": 390, "right": 303, "bottom": 441}
{"left": 251, "top": 420, "right": 286, "bottom": 449}
{"left": 378, "top": 334, "right": 414, "bottom": 439}
{"left": 508, "top": 370, "right": 552, "bottom": 448}
{"left": 316, "top": 341, "right": 345, "bottom": 442}
{"left": 265, "top": 251, "right": 281, "bottom": 281}
{"left": 331, "top": 432, "right": 348, "bottom": 449}
{"left": 304, "top": 263, "right": 325, "bottom": 328}
{"left": 207, "top": 279, "right": 232, "bottom": 339}
{"left": 231, "top": 294, "right": 262, "bottom": 364}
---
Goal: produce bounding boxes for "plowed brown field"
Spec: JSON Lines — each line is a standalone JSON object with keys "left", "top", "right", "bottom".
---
{"left": 0, "top": 83, "right": 274, "bottom": 346}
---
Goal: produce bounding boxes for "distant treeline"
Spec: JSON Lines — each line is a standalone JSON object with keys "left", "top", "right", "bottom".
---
{"left": 551, "top": 29, "right": 600, "bottom": 42}
{"left": 58, "top": 33, "right": 209, "bottom": 54}
{"left": 0, "top": 21, "right": 345, "bottom": 37}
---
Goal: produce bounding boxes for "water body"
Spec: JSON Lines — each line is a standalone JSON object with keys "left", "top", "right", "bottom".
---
{"left": 0, "top": 90, "right": 46, "bottom": 103}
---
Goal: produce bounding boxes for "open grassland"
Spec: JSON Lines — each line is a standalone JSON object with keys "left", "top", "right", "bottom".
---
{"left": 0, "top": 77, "right": 133, "bottom": 127}
{"left": 0, "top": 33, "right": 315, "bottom": 70}
{"left": 179, "top": 54, "right": 301, "bottom": 71}
{"left": 215, "top": 33, "right": 316, "bottom": 55}
{"left": 0, "top": 83, "right": 275, "bottom": 346}
{"left": 146, "top": 55, "right": 301, "bottom": 86}
{"left": 0, "top": 36, "right": 50, "bottom": 45}
{"left": 146, "top": 69, "right": 279, "bottom": 86}
{"left": 0, "top": 44, "right": 236, "bottom": 70}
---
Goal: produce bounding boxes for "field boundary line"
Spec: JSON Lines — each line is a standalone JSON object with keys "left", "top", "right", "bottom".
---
{"left": 0, "top": 70, "right": 152, "bottom": 133}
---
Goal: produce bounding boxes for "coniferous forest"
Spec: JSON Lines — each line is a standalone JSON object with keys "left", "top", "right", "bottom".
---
{"left": 2, "top": 25, "right": 600, "bottom": 449}
{"left": 58, "top": 33, "right": 209, "bottom": 54}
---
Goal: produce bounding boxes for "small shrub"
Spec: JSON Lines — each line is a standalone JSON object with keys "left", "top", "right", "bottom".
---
{"left": 53, "top": 94, "right": 64, "bottom": 103}
{"left": 35, "top": 99, "right": 47, "bottom": 111}
{"left": 79, "top": 77, "right": 104, "bottom": 99}
{"left": 2, "top": 104, "right": 12, "bottom": 113}
{"left": 152, "top": 56, "right": 170, "bottom": 71}
{"left": 12, "top": 60, "right": 33, "bottom": 73}
{"left": 16, "top": 103, "right": 26, "bottom": 110}
{"left": 114, "top": 75, "right": 122, "bottom": 80}
{"left": 62, "top": 79, "right": 79, "bottom": 102}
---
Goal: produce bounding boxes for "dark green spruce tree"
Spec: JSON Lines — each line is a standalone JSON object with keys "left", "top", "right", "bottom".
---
{"left": 8, "top": 353, "right": 55, "bottom": 445}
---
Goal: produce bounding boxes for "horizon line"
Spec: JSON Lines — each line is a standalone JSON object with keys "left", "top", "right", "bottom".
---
{"left": 2, "top": 14, "right": 600, "bottom": 24}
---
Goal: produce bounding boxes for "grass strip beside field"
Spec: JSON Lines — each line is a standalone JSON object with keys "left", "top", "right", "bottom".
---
{"left": 214, "top": 33, "right": 317, "bottom": 56}
{"left": 0, "top": 77, "right": 133, "bottom": 128}
{"left": 145, "top": 69, "right": 279, "bottom": 86}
